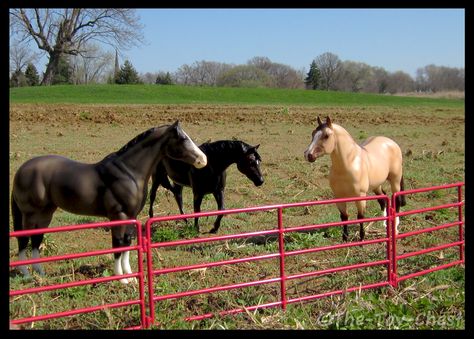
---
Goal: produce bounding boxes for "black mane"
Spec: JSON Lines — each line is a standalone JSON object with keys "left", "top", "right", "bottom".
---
{"left": 199, "top": 140, "right": 260, "bottom": 160}
{"left": 115, "top": 127, "right": 156, "bottom": 156}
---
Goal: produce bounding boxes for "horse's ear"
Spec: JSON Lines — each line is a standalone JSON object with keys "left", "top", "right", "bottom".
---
{"left": 326, "top": 116, "right": 333, "bottom": 128}
{"left": 254, "top": 144, "right": 260, "bottom": 150}
{"left": 317, "top": 116, "right": 323, "bottom": 126}
{"left": 172, "top": 120, "right": 180, "bottom": 128}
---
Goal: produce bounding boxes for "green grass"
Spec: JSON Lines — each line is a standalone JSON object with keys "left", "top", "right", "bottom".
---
{"left": 10, "top": 84, "right": 464, "bottom": 107}
{"left": 9, "top": 101, "right": 464, "bottom": 329}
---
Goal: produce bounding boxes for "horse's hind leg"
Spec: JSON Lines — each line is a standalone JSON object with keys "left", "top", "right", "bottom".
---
{"left": 22, "top": 209, "right": 55, "bottom": 277}
{"left": 374, "top": 186, "right": 387, "bottom": 228}
{"left": 17, "top": 235, "right": 31, "bottom": 277}
{"left": 31, "top": 233, "right": 46, "bottom": 276}
{"left": 389, "top": 176, "right": 403, "bottom": 234}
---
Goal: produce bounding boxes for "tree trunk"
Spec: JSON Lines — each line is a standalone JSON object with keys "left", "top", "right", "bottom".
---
{"left": 41, "top": 52, "right": 61, "bottom": 85}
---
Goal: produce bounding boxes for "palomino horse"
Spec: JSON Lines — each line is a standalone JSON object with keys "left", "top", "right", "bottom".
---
{"left": 11, "top": 121, "right": 207, "bottom": 283}
{"left": 304, "top": 116, "right": 405, "bottom": 241}
{"left": 149, "top": 140, "right": 264, "bottom": 233}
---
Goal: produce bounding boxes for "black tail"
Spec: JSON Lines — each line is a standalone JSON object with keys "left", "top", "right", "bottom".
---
{"left": 11, "top": 195, "right": 23, "bottom": 232}
{"left": 400, "top": 176, "right": 407, "bottom": 207}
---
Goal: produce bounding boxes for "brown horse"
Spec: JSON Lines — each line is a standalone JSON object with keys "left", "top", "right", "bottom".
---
{"left": 304, "top": 116, "right": 405, "bottom": 241}
{"left": 11, "top": 121, "right": 207, "bottom": 283}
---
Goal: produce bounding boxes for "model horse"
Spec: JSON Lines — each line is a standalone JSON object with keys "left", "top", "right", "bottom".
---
{"left": 11, "top": 121, "right": 207, "bottom": 283}
{"left": 304, "top": 116, "right": 405, "bottom": 241}
{"left": 148, "top": 140, "right": 264, "bottom": 233}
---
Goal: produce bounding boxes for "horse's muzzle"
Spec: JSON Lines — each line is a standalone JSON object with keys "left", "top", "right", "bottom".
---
{"left": 193, "top": 154, "right": 207, "bottom": 169}
{"left": 305, "top": 152, "right": 316, "bottom": 162}
{"left": 254, "top": 177, "right": 264, "bottom": 186}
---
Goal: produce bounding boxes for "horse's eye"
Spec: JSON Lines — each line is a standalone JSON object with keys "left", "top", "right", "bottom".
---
{"left": 323, "top": 134, "right": 329, "bottom": 139}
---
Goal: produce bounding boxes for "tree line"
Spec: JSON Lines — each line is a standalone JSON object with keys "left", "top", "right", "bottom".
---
{"left": 10, "top": 9, "right": 464, "bottom": 94}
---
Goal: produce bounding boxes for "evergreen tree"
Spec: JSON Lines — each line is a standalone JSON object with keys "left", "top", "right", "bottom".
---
{"left": 25, "top": 63, "right": 40, "bottom": 86}
{"left": 155, "top": 71, "right": 173, "bottom": 85}
{"left": 115, "top": 60, "right": 141, "bottom": 84}
{"left": 51, "top": 56, "right": 73, "bottom": 85}
{"left": 304, "top": 60, "right": 321, "bottom": 90}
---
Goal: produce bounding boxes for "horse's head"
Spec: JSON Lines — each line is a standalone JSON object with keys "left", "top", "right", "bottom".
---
{"left": 165, "top": 121, "right": 207, "bottom": 169}
{"left": 237, "top": 144, "right": 264, "bottom": 187}
{"left": 304, "top": 116, "right": 336, "bottom": 162}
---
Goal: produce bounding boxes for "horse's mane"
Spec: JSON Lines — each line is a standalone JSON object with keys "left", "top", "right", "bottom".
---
{"left": 200, "top": 140, "right": 260, "bottom": 160}
{"left": 97, "top": 127, "right": 158, "bottom": 164}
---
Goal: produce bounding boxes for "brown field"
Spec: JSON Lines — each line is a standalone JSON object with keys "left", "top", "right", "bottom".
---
{"left": 9, "top": 103, "right": 465, "bottom": 329}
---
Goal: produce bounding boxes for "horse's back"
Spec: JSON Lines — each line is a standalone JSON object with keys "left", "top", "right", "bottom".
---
{"left": 362, "top": 136, "right": 403, "bottom": 187}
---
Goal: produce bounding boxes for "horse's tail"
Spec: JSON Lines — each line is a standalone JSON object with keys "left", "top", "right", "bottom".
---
{"left": 399, "top": 175, "right": 407, "bottom": 207}
{"left": 12, "top": 194, "right": 24, "bottom": 233}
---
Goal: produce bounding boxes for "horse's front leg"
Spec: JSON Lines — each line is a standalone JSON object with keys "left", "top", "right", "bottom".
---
{"left": 148, "top": 173, "right": 161, "bottom": 218}
{"left": 336, "top": 202, "right": 349, "bottom": 242}
{"left": 355, "top": 200, "right": 367, "bottom": 241}
{"left": 171, "top": 184, "right": 186, "bottom": 221}
{"left": 110, "top": 212, "right": 136, "bottom": 284}
{"left": 192, "top": 194, "right": 203, "bottom": 233}
{"left": 209, "top": 189, "right": 225, "bottom": 234}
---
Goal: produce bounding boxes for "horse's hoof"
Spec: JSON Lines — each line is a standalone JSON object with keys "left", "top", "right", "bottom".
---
{"left": 119, "top": 278, "right": 130, "bottom": 284}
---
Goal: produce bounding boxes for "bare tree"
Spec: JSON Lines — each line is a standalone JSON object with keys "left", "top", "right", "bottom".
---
{"left": 385, "top": 71, "right": 415, "bottom": 94}
{"left": 9, "top": 42, "right": 40, "bottom": 75}
{"left": 174, "top": 61, "right": 232, "bottom": 86}
{"left": 415, "top": 64, "right": 464, "bottom": 92}
{"left": 69, "top": 43, "right": 114, "bottom": 84}
{"left": 335, "top": 61, "right": 372, "bottom": 92}
{"left": 314, "top": 52, "right": 342, "bottom": 90}
{"left": 10, "top": 8, "right": 144, "bottom": 85}
{"left": 248, "top": 57, "right": 304, "bottom": 89}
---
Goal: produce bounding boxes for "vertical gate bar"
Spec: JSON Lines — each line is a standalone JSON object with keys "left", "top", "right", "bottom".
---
{"left": 385, "top": 197, "right": 393, "bottom": 287}
{"left": 458, "top": 185, "right": 464, "bottom": 262}
{"left": 277, "top": 207, "right": 287, "bottom": 310}
{"left": 390, "top": 194, "right": 398, "bottom": 288}
{"left": 136, "top": 221, "right": 147, "bottom": 328}
{"left": 145, "top": 219, "right": 155, "bottom": 328}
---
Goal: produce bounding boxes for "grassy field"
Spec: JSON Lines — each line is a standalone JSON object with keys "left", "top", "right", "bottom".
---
{"left": 9, "top": 84, "right": 465, "bottom": 107}
{"left": 9, "top": 85, "right": 465, "bottom": 329}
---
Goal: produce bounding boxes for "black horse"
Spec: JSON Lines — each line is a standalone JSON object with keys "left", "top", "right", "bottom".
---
{"left": 148, "top": 140, "right": 264, "bottom": 233}
{"left": 11, "top": 121, "right": 207, "bottom": 283}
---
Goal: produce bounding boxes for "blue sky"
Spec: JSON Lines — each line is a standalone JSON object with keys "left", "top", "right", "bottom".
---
{"left": 122, "top": 8, "right": 464, "bottom": 78}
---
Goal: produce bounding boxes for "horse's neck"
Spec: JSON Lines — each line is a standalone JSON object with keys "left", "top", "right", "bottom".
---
{"left": 114, "top": 127, "right": 168, "bottom": 181}
{"left": 330, "top": 124, "right": 361, "bottom": 172}
{"left": 206, "top": 142, "right": 243, "bottom": 172}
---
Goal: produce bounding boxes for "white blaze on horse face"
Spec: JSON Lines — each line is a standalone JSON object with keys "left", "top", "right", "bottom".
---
{"left": 304, "top": 130, "right": 323, "bottom": 161}
{"left": 183, "top": 130, "right": 207, "bottom": 168}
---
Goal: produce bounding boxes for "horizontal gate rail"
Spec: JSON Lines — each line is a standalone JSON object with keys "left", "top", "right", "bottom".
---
{"left": 9, "top": 220, "right": 147, "bottom": 329}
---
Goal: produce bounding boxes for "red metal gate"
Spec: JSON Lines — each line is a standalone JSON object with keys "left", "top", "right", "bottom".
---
{"left": 9, "top": 182, "right": 464, "bottom": 329}
{"left": 9, "top": 220, "right": 147, "bottom": 329}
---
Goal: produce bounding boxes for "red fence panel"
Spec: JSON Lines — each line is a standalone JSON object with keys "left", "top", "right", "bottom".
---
{"left": 391, "top": 182, "right": 465, "bottom": 287}
{"left": 145, "top": 195, "right": 392, "bottom": 325}
{"left": 9, "top": 183, "right": 465, "bottom": 329}
{"left": 9, "top": 219, "right": 147, "bottom": 329}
